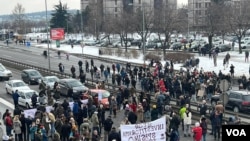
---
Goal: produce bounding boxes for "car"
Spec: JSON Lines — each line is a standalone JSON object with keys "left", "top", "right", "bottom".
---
{"left": 84, "top": 40, "right": 97, "bottom": 46}
{"left": 145, "top": 42, "right": 157, "bottom": 49}
{"left": 5, "top": 80, "right": 31, "bottom": 94}
{"left": 112, "top": 41, "right": 131, "bottom": 47}
{"left": 82, "top": 89, "right": 110, "bottom": 109}
{"left": 170, "top": 42, "right": 182, "bottom": 50}
{"left": 213, "top": 44, "right": 231, "bottom": 52}
{"left": 0, "top": 63, "right": 12, "bottom": 81}
{"left": 58, "top": 79, "right": 89, "bottom": 99}
{"left": 18, "top": 89, "right": 39, "bottom": 109}
{"left": 211, "top": 90, "right": 250, "bottom": 113}
{"left": 241, "top": 41, "right": 250, "bottom": 49}
{"left": 39, "top": 76, "right": 60, "bottom": 90}
{"left": 21, "top": 69, "right": 43, "bottom": 85}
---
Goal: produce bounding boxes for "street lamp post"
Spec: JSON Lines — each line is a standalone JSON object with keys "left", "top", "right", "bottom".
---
{"left": 94, "top": 19, "right": 97, "bottom": 40}
{"left": 80, "top": 10, "right": 84, "bottom": 58}
{"left": 45, "top": 0, "right": 51, "bottom": 71}
{"left": 141, "top": 2, "right": 145, "bottom": 55}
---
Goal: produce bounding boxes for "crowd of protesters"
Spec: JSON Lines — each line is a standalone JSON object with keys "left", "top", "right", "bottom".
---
{"left": 1, "top": 57, "right": 246, "bottom": 141}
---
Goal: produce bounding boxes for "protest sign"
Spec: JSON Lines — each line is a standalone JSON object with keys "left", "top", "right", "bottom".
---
{"left": 23, "top": 108, "right": 37, "bottom": 118}
{"left": 120, "top": 116, "right": 166, "bottom": 141}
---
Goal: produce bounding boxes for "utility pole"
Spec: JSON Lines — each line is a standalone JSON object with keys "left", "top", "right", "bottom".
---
{"left": 142, "top": 2, "right": 145, "bottom": 55}
{"left": 45, "top": 0, "right": 51, "bottom": 72}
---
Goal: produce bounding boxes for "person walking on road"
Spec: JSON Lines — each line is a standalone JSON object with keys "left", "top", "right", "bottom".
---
{"left": 31, "top": 92, "right": 38, "bottom": 108}
{"left": 12, "top": 90, "right": 20, "bottom": 108}
{"left": 245, "top": 51, "right": 249, "bottom": 62}
{"left": 103, "top": 116, "right": 113, "bottom": 141}
{"left": 58, "top": 63, "right": 64, "bottom": 74}
{"left": 71, "top": 65, "right": 76, "bottom": 78}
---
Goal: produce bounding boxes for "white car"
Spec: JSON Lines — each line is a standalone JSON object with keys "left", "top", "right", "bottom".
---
{"left": 18, "top": 89, "right": 39, "bottom": 109}
{"left": 39, "top": 76, "right": 60, "bottom": 90}
{"left": 5, "top": 80, "right": 31, "bottom": 94}
{"left": 0, "top": 63, "right": 12, "bottom": 81}
{"left": 241, "top": 41, "right": 250, "bottom": 49}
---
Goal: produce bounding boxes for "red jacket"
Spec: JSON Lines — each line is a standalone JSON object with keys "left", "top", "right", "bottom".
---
{"left": 129, "top": 104, "right": 137, "bottom": 113}
{"left": 5, "top": 116, "right": 13, "bottom": 126}
{"left": 192, "top": 126, "right": 202, "bottom": 141}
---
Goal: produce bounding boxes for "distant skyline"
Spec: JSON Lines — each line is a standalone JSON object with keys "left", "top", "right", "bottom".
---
{"left": 0, "top": 0, "right": 188, "bottom": 15}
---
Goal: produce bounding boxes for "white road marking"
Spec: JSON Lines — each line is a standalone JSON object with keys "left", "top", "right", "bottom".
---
{"left": 2, "top": 55, "right": 12, "bottom": 58}
{"left": 27, "top": 60, "right": 38, "bottom": 64}
{"left": 0, "top": 98, "right": 14, "bottom": 110}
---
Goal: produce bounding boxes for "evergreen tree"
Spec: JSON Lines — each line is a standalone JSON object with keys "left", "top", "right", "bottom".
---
{"left": 50, "top": 1, "right": 69, "bottom": 31}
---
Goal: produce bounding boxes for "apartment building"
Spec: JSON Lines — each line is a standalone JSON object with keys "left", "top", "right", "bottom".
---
{"left": 80, "top": 0, "right": 178, "bottom": 18}
{"left": 188, "top": 0, "right": 248, "bottom": 30}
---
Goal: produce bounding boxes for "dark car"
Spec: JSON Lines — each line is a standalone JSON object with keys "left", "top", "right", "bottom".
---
{"left": 145, "top": 42, "right": 157, "bottom": 49}
{"left": 170, "top": 42, "right": 182, "bottom": 50}
{"left": 213, "top": 44, "right": 231, "bottom": 52}
{"left": 21, "top": 69, "right": 43, "bottom": 85}
{"left": 211, "top": 90, "right": 250, "bottom": 113}
{"left": 58, "top": 79, "right": 89, "bottom": 98}
{"left": 131, "top": 39, "right": 142, "bottom": 46}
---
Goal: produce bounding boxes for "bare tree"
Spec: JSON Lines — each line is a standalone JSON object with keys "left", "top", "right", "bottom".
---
{"left": 11, "top": 3, "right": 26, "bottom": 34}
{"left": 113, "top": 11, "right": 134, "bottom": 52}
{"left": 202, "top": 2, "right": 224, "bottom": 49}
{"left": 133, "top": 4, "right": 154, "bottom": 51}
{"left": 225, "top": 1, "right": 250, "bottom": 54}
{"left": 152, "top": 3, "right": 180, "bottom": 58}
{"left": 102, "top": 15, "right": 116, "bottom": 45}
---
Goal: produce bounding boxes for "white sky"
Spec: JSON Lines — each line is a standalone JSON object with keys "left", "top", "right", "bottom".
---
{"left": 0, "top": 0, "right": 80, "bottom": 15}
{"left": 0, "top": 0, "right": 188, "bottom": 15}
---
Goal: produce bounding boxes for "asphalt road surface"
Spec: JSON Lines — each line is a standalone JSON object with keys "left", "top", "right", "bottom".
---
{"left": 0, "top": 42, "right": 142, "bottom": 89}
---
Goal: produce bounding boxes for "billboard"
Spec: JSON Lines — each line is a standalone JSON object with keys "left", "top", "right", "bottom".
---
{"left": 50, "top": 28, "right": 65, "bottom": 40}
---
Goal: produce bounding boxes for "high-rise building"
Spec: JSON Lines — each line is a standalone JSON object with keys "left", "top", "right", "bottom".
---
{"left": 80, "top": 0, "right": 178, "bottom": 18}
{"left": 187, "top": 0, "right": 248, "bottom": 30}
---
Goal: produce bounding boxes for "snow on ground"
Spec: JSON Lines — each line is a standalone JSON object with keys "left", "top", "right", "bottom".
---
{"left": 34, "top": 42, "right": 250, "bottom": 77}
{"left": 26, "top": 32, "right": 249, "bottom": 77}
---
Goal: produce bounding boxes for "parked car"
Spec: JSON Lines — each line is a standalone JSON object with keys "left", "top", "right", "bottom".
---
{"left": 211, "top": 90, "right": 250, "bottom": 113}
{"left": 241, "top": 41, "right": 250, "bottom": 49}
{"left": 39, "top": 76, "right": 60, "bottom": 90}
{"left": 145, "top": 42, "right": 157, "bottom": 49}
{"left": 18, "top": 89, "right": 39, "bottom": 109}
{"left": 170, "top": 42, "right": 182, "bottom": 50}
{"left": 21, "top": 69, "right": 43, "bottom": 85}
{"left": 214, "top": 44, "right": 231, "bottom": 52}
{"left": 84, "top": 40, "right": 97, "bottom": 46}
{"left": 0, "top": 63, "right": 12, "bottom": 81}
{"left": 5, "top": 80, "right": 31, "bottom": 94}
{"left": 131, "top": 39, "right": 142, "bottom": 46}
{"left": 58, "top": 79, "right": 89, "bottom": 99}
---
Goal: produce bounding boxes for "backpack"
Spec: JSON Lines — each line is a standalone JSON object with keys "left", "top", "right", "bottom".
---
{"left": 32, "top": 95, "right": 37, "bottom": 103}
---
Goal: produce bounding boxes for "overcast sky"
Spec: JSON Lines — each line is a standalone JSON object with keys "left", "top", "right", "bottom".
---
{"left": 0, "top": 0, "right": 188, "bottom": 15}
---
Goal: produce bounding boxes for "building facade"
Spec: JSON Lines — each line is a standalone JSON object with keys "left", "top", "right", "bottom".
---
{"left": 80, "top": 0, "right": 178, "bottom": 18}
{"left": 187, "top": 0, "right": 248, "bottom": 30}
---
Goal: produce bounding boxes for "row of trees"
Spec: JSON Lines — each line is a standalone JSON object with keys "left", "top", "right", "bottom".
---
{"left": 3, "top": 0, "right": 250, "bottom": 55}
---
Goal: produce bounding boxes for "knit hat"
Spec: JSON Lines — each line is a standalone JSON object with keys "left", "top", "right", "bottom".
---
{"left": 195, "top": 122, "right": 200, "bottom": 127}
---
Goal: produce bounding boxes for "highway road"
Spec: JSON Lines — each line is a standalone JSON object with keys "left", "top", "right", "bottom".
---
{"left": 0, "top": 67, "right": 218, "bottom": 141}
{"left": 0, "top": 42, "right": 143, "bottom": 89}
